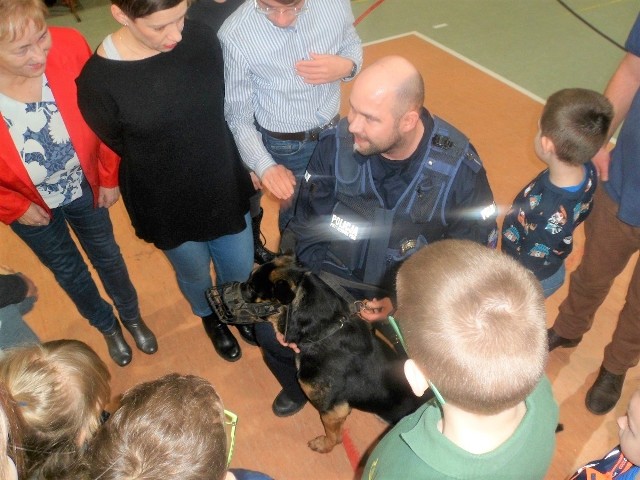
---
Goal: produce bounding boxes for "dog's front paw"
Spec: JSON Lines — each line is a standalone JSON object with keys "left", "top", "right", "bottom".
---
{"left": 308, "top": 435, "right": 341, "bottom": 453}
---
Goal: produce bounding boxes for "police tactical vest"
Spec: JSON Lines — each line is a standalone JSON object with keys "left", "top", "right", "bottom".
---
{"left": 323, "top": 116, "right": 481, "bottom": 287}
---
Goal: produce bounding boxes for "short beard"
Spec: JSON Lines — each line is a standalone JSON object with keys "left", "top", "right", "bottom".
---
{"left": 354, "top": 131, "right": 402, "bottom": 157}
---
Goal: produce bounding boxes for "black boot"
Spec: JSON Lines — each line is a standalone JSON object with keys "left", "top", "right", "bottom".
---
{"left": 586, "top": 366, "right": 626, "bottom": 415}
{"left": 252, "top": 208, "right": 276, "bottom": 265}
{"left": 102, "top": 323, "right": 132, "bottom": 367}
{"left": 202, "top": 314, "right": 241, "bottom": 362}
{"left": 236, "top": 324, "right": 258, "bottom": 346}
{"left": 122, "top": 317, "right": 158, "bottom": 354}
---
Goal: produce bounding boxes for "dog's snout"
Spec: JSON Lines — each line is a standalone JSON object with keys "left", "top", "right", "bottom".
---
{"left": 239, "top": 281, "right": 256, "bottom": 302}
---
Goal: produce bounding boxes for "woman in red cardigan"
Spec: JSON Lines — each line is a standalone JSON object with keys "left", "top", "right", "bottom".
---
{"left": 0, "top": 0, "right": 156, "bottom": 366}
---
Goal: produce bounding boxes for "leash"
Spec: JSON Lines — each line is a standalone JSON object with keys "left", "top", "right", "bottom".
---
{"left": 317, "top": 271, "right": 408, "bottom": 356}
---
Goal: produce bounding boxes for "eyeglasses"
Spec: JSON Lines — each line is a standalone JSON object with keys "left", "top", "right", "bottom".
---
{"left": 254, "top": 0, "right": 307, "bottom": 17}
{"left": 224, "top": 409, "right": 237, "bottom": 468}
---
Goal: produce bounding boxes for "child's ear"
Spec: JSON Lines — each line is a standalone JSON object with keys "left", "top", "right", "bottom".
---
{"left": 404, "top": 359, "right": 429, "bottom": 397}
{"left": 540, "top": 135, "right": 556, "bottom": 156}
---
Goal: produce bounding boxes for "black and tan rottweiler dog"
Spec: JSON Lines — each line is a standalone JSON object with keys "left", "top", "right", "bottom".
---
{"left": 240, "top": 255, "right": 428, "bottom": 453}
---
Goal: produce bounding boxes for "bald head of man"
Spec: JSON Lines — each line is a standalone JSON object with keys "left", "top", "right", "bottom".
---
{"left": 347, "top": 56, "right": 425, "bottom": 160}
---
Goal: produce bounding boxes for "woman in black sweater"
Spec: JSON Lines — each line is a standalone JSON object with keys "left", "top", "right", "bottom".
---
{"left": 76, "top": 0, "right": 255, "bottom": 362}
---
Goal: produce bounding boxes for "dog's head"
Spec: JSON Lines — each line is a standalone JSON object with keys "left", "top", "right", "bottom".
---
{"left": 241, "top": 254, "right": 304, "bottom": 307}
{"left": 242, "top": 255, "right": 350, "bottom": 344}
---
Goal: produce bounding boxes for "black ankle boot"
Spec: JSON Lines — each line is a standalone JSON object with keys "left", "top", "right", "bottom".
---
{"left": 252, "top": 208, "right": 276, "bottom": 265}
{"left": 236, "top": 324, "right": 257, "bottom": 346}
{"left": 102, "top": 323, "right": 132, "bottom": 367}
{"left": 202, "top": 314, "right": 241, "bottom": 362}
{"left": 122, "top": 317, "right": 158, "bottom": 354}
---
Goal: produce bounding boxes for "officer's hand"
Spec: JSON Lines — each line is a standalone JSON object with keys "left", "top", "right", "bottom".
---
{"left": 276, "top": 331, "right": 300, "bottom": 353}
{"left": 261, "top": 165, "right": 296, "bottom": 200}
{"left": 358, "top": 297, "right": 394, "bottom": 322}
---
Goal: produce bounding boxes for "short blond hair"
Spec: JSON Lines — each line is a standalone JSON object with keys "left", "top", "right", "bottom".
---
{"left": 396, "top": 240, "right": 547, "bottom": 414}
{"left": 0, "top": 340, "right": 110, "bottom": 478}
{"left": 0, "top": 0, "right": 47, "bottom": 42}
{"left": 88, "top": 374, "right": 227, "bottom": 480}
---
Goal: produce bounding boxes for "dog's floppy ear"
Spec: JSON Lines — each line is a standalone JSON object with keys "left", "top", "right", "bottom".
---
{"left": 273, "top": 279, "right": 296, "bottom": 305}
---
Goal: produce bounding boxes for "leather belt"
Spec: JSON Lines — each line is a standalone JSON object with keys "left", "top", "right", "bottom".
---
{"left": 260, "top": 114, "right": 340, "bottom": 142}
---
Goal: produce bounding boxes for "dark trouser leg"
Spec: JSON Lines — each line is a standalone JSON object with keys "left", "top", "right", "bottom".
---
{"left": 254, "top": 322, "right": 306, "bottom": 403}
{"left": 63, "top": 181, "right": 140, "bottom": 323}
{"left": 11, "top": 200, "right": 116, "bottom": 334}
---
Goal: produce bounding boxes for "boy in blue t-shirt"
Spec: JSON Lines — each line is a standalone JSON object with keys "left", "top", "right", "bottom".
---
{"left": 501, "top": 88, "right": 612, "bottom": 297}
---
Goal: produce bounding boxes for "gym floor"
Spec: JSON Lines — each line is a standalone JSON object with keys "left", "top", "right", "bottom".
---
{"left": 4, "top": 1, "right": 640, "bottom": 478}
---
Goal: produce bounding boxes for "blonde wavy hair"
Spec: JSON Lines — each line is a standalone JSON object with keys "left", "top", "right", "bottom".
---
{"left": 0, "top": 382, "right": 24, "bottom": 479}
{"left": 0, "top": 0, "right": 48, "bottom": 42}
{"left": 0, "top": 340, "right": 111, "bottom": 478}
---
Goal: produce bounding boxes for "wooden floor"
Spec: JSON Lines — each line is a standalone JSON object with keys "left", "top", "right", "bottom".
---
{"left": 2, "top": 34, "right": 639, "bottom": 480}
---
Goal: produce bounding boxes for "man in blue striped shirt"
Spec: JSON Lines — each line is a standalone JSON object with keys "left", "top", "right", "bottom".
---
{"left": 219, "top": 0, "right": 362, "bottom": 233}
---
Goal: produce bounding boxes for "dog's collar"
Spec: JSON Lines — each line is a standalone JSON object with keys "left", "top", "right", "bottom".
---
{"left": 283, "top": 306, "right": 346, "bottom": 348}
{"left": 298, "top": 317, "right": 345, "bottom": 348}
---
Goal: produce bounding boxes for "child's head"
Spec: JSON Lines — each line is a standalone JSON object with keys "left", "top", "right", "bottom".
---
{"left": 0, "top": 382, "right": 22, "bottom": 480}
{"left": 538, "top": 88, "right": 613, "bottom": 166}
{"left": 617, "top": 388, "right": 640, "bottom": 465}
{"left": 396, "top": 239, "right": 547, "bottom": 415}
{"left": 0, "top": 339, "right": 111, "bottom": 477}
{"left": 88, "top": 373, "right": 228, "bottom": 480}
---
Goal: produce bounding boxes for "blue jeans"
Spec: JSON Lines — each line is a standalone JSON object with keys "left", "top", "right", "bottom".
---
{"left": 540, "top": 262, "right": 566, "bottom": 298}
{"left": 11, "top": 183, "right": 139, "bottom": 333}
{"left": 261, "top": 132, "right": 318, "bottom": 231}
{"left": 163, "top": 213, "right": 253, "bottom": 317}
{"left": 0, "top": 297, "right": 39, "bottom": 349}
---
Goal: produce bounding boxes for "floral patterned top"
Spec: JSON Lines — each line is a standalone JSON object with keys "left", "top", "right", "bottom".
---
{"left": 0, "top": 75, "right": 82, "bottom": 208}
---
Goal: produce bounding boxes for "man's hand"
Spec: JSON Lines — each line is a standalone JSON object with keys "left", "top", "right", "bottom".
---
{"left": 276, "top": 330, "right": 300, "bottom": 353}
{"left": 261, "top": 164, "right": 296, "bottom": 200}
{"left": 249, "top": 171, "right": 262, "bottom": 191}
{"left": 98, "top": 186, "right": 120, "bottom": 208}
{"left": 295, "top": 54, "right": 354, "bottom": 84}
{"left": 358, "top": 297, "right": 394, "bottom": 323}
{"left": 18, "top": 203, "right": 50, "bottom": 226}
{"left": 592, "top": 146, "right": 612, "bottom": 182}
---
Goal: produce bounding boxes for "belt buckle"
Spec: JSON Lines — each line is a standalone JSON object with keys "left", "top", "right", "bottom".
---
{"left": 308, "top": 115, "right": 340, "bottom": 141}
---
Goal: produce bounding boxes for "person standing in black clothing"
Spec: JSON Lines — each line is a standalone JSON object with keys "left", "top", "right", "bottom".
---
{"left": 188, "top": 0, "right": 276, "bottom": 267}
{"left": 77, "top": 0, "right": 256, "bottom": 362}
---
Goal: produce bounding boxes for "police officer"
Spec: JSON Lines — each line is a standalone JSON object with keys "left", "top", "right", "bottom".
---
{"left": 256, "top": 56, "right": 498, "bottom": 417}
